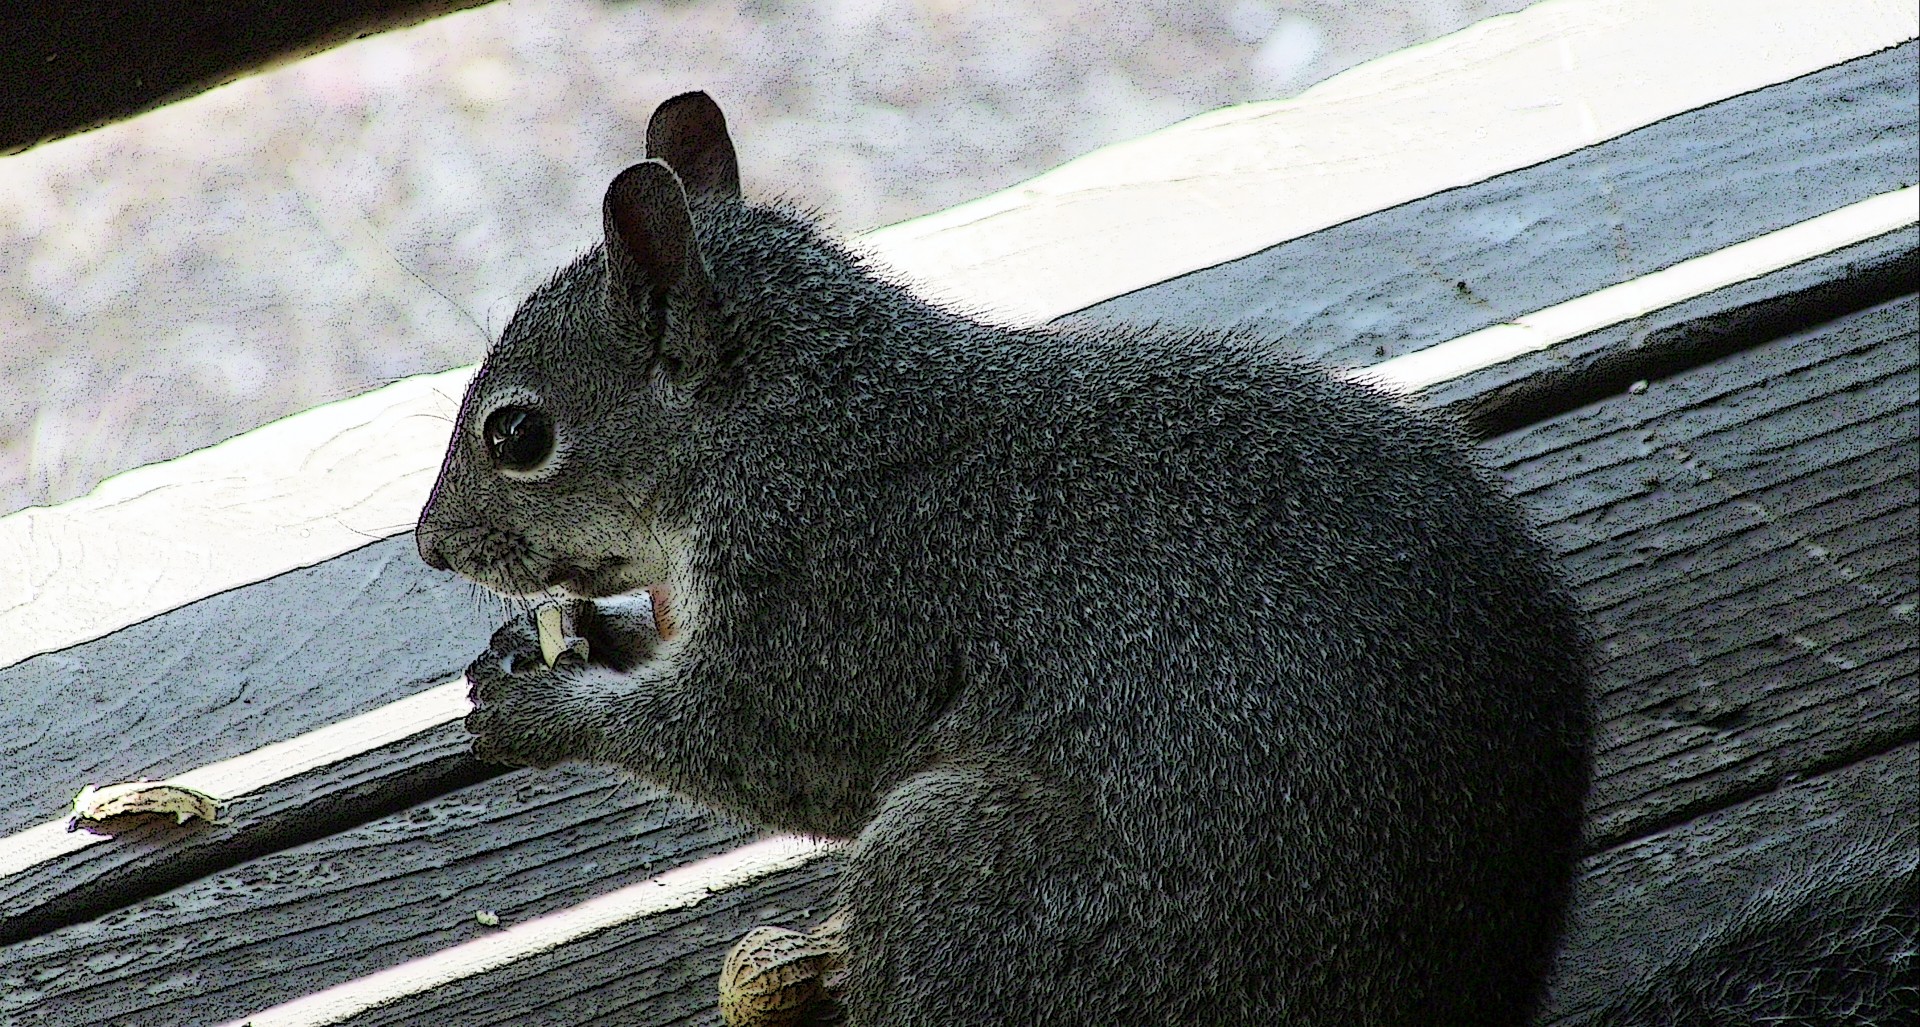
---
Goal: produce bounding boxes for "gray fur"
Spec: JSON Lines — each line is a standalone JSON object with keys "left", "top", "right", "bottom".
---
{"left": 1557, "top": 833, "right": 1919, "bottom": 1027}
{"left": 418, "top": 94, "right": 1593, "bottom": 1025}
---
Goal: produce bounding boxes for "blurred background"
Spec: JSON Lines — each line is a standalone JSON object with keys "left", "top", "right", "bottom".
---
{"left": 0, "top": 0, "right": 1534, "bottom": 515}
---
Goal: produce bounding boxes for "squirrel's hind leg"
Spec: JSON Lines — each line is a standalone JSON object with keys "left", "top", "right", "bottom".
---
{"left": 829, "top": 764, "right": 1122, "bottom": 1027}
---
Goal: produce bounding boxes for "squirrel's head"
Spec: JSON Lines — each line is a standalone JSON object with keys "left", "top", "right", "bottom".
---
{"left": 416, "top": 92, "right": 741, "bottom": 599}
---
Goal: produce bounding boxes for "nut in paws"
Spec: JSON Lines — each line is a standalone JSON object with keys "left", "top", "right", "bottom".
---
{"left": 464, "top": 616, "right": 587, "bottom": 768}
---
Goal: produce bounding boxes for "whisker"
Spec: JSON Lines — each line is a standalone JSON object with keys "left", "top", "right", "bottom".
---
{"left": 390, "top": 254, "right": 491, "bottom": 349}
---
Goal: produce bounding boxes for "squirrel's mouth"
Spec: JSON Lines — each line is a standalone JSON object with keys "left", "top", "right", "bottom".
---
{"left": 548, "top": 566, "right": 675, "bottom": 642}
{"left": 645, "top": 583, "right": 677, "bottom": 641}
{"left": 546, "top": 557, "right": 637, "bottom": 600}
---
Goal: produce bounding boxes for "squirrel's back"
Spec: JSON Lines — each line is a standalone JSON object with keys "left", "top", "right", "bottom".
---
{"left": 427, "top": 97, "right": 1594, "bottom": 1024}
{"left": 669, "top": 196, "right": 1593, "bottom": 1025}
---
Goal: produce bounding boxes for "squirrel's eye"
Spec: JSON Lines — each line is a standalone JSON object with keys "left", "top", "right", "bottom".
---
{"left": 482, "top": 406, "right": 555, "bottom": 471}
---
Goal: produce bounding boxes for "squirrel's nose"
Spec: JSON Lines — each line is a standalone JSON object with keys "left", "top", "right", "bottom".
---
{"left": 417, "top": 529, "right": 452, "bottom": 571}
{"left": 417, "top": 491, "right": 454, "bottom": 571}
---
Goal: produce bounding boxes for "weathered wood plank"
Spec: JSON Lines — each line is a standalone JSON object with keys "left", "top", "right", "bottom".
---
{"left": 339, "top": 862, "right": 840, "bottom": 1027}
{"left": 1562, "top": 459, "right": 1912, "bottom": 623}
{"left": 281, "top": 740, "right": 1917, "bottom": 1027}
{"left": 1080, "top": 41, "right": 1918, "bottom": 370}
{"left": 9, "top": 15, "right": 1914, "bottom": 675}
{"left": 0, "top": 722, "right": 488, "bottom": 946}
{"left": 1540, "top": 741, "right": 1918, "bottom": 1025}
{"left": 873, "top": 5, "right": 1919, "bottom": 324}
{"left": 0, "top": 537, "right": 495, "bottom": 839}
{"left": 1489, "top": 295, "right": 1919, "bottom": 848}
{"left": 5, "top": 293, "right": 1911, "bottom": 1026}
{"left": 0, "top": 766, "right": 757, "bottom": 1026}
{"left": 0, "top": 366, "right": 475, "bottom": 673}
{"left": 1435, "top": 228, "right": 1917, "bottom": 436}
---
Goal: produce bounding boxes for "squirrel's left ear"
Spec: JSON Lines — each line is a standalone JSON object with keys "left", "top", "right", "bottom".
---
{"left": 646, "top": 91, "right": 741, "bottom": 201}
{"left": 602, "top": 159, "right": 714, "bottom": 366}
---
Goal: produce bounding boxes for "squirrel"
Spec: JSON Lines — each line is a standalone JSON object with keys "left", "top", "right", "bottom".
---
{"left": 416, "top": 91, "right": 1594, "bottom": 1026}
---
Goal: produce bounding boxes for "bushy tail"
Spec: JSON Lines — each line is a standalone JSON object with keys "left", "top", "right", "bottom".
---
{"left": 1550, "top": 833, "right": 1917, "bottom": 1027}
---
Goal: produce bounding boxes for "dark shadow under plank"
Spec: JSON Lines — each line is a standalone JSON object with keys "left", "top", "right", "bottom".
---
{"left": 0, "top": 722, "right": 489, "bottom": 946}
{"left": 1433, "top": 229, "right": 1917, "bottom": 437}
{"left": 0, "top": 0, "right": 497, "bottom": 156}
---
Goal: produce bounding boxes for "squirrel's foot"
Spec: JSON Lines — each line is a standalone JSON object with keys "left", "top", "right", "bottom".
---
{"left": 718, "top": 912, "right": 848, "bottom": 1026}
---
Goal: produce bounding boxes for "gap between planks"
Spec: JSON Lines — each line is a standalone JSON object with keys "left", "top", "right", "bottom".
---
{"left": 0, "top": 680, "right": 468, "bottom": 880}
{"left": 1352, "top": 187, "right": 1919, "bottom": 391}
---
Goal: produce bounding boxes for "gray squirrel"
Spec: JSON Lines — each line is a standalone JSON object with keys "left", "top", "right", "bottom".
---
{"left": 416, "top": 92, "right": 1594, "bottom": 1025}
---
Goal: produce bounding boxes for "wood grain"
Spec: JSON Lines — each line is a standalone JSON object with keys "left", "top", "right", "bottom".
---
{"left": 1540, "top": 741, "right": 1918, "bottom": 1025}
{"left": 0, "top": 722, "right": 491, "bottom": 946}
{"left": 6, "top": 7, "right": 1912, "bottom": 675}
{"left": 0, "top": 366, "right": 473, "bottom": 672}
{"left": 1084, "top": 42, "right": 1918, "bottom": 372}
{"left": 338, "top": 862, "right": 840, "bottom": 1027}
{"left": 1489, "top": 295, "right": 1919, "bottom": 848}
{"left": 0, "top": 765, "right": 757, "bottom": 1026}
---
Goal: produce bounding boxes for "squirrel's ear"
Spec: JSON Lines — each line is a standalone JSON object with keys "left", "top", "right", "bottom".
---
{"left": 602, "top": 159, "right": 711, "bottom": 344}
{"left": 645, "top": 91, "right": 741, "bottom": 201}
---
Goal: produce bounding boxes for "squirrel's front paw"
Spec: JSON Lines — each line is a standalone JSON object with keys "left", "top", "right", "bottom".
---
{"left": 464, "top": 617, "right": 590, "bottom": 769}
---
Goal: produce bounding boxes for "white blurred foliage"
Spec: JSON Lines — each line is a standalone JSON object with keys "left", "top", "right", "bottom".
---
{"left": 0, "top": 0, "right": 1536, "bottom": 513}
{"left": 1254, "top": 15, "right": 1330, "bottom": 90}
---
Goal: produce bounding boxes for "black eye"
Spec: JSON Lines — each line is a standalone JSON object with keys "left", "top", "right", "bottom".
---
{"left": 482, "top": 405, "right": 555, "bottom": 471}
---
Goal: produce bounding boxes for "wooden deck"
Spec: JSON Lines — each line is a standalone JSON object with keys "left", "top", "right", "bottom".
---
{"left": 2, "top": 2, "right": 1915, "bottom": 1024}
